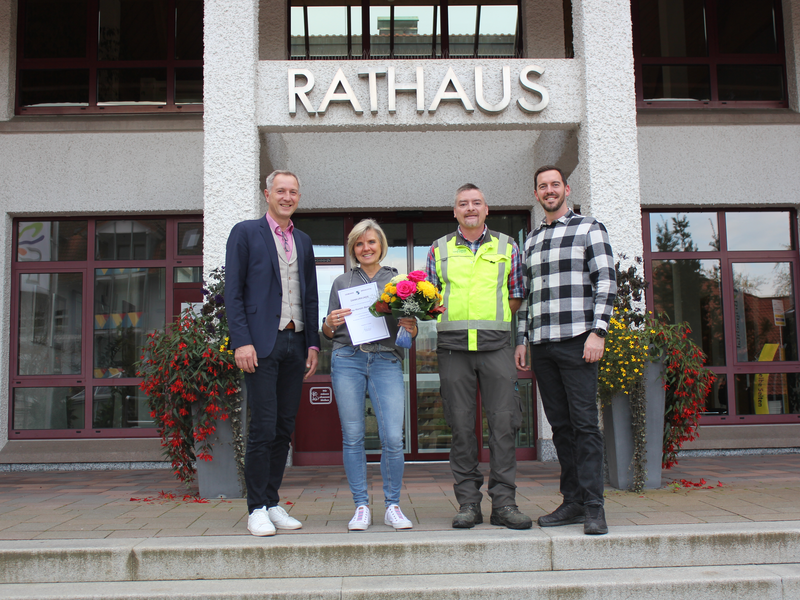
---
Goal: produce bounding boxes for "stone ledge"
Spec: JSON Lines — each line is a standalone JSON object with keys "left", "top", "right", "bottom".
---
{"left": 0, "top": 439, "right": 165, "bottom": 464}
{"left": 0, "top": 563, "right": 798, "bottom": 600}
{"left": 1, "top": 522, "right": 798, "bottom": 585}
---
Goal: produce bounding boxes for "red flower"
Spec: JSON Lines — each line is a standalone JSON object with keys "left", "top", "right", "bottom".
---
{"left": 407, "top": 270, "right": 427, "bottom": 283}
{"left": 396, "top": 280, "right": 417, "bottom": 299}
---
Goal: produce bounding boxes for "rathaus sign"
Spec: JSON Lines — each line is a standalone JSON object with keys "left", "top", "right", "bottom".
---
{"left": 288, "top": 65, "right": 549, "bottom": 116}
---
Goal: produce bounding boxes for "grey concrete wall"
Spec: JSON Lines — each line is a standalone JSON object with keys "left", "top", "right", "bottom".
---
{"left": 637, "top": 124, "right": 800, "bottom": 206}
{"left": 522, "top": 0, "right": 567, "bottom": 58}
{"left": 260, "top": 0, "right": 286, "bottom": 60}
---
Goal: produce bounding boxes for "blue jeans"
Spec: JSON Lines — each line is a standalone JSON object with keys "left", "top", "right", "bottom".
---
{"left": 331, "top": 346, "right": 406, "bottom": 507}
{"left": 529, "top": 332, "right": 605, "bottom": 507}
{"left": 243, "top": 329, "right": 306, "bottom": 513}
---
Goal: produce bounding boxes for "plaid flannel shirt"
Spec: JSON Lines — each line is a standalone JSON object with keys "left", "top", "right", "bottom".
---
{"left": 516, "top": 209, "right": 616, "bottom": 346}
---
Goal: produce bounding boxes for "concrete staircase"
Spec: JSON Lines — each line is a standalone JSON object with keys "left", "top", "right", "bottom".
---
{"left": 1, "top": 521, "right": 798, "bottom": 599}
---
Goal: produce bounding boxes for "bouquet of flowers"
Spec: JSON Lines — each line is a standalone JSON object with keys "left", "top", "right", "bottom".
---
{"left": 369, "top": 270, "right": 446, "bottom": 348}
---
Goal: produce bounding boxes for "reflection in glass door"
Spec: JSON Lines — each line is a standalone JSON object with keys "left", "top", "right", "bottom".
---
{"left": 296, "top": 212, "right": 535, "bottom": 463}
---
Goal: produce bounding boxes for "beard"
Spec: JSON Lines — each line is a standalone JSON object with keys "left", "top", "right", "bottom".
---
{"left": 539, "top": 194, "right": 565, "bottom": 214}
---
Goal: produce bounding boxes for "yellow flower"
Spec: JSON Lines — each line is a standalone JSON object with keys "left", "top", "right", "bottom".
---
{"left": 417, "top": 281, "right": 436, "bottom": 299}
{"left": 381, "top": 293, "right": 391, "bottom": 303}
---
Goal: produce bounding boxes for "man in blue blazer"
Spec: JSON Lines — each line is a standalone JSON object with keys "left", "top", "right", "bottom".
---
{"left": 225, "top": 170, "right": 320, "bottom": 537}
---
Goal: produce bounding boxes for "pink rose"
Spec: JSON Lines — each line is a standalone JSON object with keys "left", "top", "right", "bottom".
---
{"left": 396, "top": 280, "right": 417, "bottom": 299}
{"left": 407, "top": 270, "right": 427, "bottom": 283}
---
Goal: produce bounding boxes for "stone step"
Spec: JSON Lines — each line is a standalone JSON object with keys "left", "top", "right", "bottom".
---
{"left": 1, "top": 522, "right": 798, "bottom": 586}
{"left": 1, "top": 564, "right": 799, "bottom": 600}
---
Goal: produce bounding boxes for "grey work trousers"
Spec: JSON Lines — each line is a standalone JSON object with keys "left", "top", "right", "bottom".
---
{"left": 437, "top": 346, "right": 523, "bottom": 508}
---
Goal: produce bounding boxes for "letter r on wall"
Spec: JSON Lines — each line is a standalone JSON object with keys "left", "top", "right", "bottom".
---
{"left": 289, "top": 69, "right": 316, "bottom": 115}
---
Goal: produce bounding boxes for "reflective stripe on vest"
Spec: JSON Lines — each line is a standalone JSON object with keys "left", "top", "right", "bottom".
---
{"left": 434, "top": 231, "right": 512, "bottom": 350}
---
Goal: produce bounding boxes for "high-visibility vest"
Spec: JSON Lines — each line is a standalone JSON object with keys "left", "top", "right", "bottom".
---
{"left": 434, "top": 230, "right": 513, "bottom": 351}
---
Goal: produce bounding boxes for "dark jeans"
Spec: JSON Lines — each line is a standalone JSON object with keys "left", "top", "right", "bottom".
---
{"left": 438, "top": 346, "right": 522, "bottom": 508}
{"left": 530, "top": 332, "right": 604, "bottom": 507}
{"left": 243, "top": 329, "right": 306, "bottom": 513}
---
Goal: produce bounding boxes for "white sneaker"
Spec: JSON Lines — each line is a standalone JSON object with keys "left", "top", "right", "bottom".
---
{"left": 348, "top": 505, "right": 371, "bottom": 531}
{"left": 247, "top": 507, "right": 276, "bottom": 536}
{"left": 384, "top": 504, "right": 413, "bottom": 529}
{"left": 268, "top": 505, "right": 303, "bottom": 530}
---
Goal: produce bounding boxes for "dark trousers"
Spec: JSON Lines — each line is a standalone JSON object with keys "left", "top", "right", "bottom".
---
{"left": 530, "top": 332, "right": 604, "bottom": 506}
{"left": 438, "top": 346, "right": 522, "bottom": 508}
{"left": 244, "top": 329, "right": 306, "bottom": 513}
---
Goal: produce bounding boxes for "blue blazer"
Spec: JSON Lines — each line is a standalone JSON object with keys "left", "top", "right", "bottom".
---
{"left": 225, "top": 216, "right": 320, "bottom": 358}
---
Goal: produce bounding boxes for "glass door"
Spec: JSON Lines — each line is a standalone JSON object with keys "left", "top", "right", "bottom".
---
{"left": 293, "top": 212, "right": 536, "bottom": 464}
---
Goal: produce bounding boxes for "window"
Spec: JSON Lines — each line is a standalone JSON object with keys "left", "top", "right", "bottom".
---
{"left": 16, "top": 0, "right": 203, "bottom": 114}
{"left": 290, "top": 0, "right": 521, "bottom": 60}
{"left": 10, "top": 217, "right": 203, "bottom": 438}
{"left": 633, "top": 0, "right": 787, "bottom": 108}
{"left": 643, "top": 210, "right": 800, "bottom": 424}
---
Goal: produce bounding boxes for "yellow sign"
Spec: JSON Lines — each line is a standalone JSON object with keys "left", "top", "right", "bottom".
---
{"left": 754, "top": 344, "right": 779, "bottom": 414}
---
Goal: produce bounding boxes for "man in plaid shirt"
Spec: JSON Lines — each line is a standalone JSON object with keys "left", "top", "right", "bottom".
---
{"left": 514, "top": 165, "right": 616, "bottom": 535}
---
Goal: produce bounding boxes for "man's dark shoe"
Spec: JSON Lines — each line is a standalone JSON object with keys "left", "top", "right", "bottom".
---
{"left": 490, "top": 505, "right": 533, "bottom": 530}
{"left": 452, "top": 503, "right": 483, "bottom": 528}
{"left": 537, "top": 502, "right": 585, "bottom": 527}
{"left": 584, "top": 505, "right": 608, "bottom": 535}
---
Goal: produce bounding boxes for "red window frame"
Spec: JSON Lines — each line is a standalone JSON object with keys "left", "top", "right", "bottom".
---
{"left": 642, "top": 208, "right": 800, "bottom": 425}
{"left": 632, "top": 0, "right": 789, "bottom": 109}
{"left": 16, "top": 0, "right": 203, "bottom": 115}
{"left": 9, "top": 215, "right": 203, "bottom": 439}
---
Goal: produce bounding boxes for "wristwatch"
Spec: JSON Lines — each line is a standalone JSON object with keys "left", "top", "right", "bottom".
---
{"left": 590, "top": 327, "right": 607, "bottom": 338}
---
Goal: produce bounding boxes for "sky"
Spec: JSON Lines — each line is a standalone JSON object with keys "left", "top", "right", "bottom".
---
{"left": 292, "top": 5, "right": 518, "bottom": 37}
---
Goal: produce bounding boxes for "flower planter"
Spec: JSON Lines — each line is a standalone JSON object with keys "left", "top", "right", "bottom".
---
{"left": 603, "top": 360, "right": 666, "bottom": 490}
{"left": 196, "top": 391, "right": 247, "bottom": 499}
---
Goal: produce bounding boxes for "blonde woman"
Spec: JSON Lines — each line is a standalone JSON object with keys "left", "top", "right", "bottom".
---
{"left": 323, "top": 219, "right": 417, "bottom": 531}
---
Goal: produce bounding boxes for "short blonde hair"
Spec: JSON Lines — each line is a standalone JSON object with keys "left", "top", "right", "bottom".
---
{"left": 347, "top": 219, "right": 388, "bottom": 265}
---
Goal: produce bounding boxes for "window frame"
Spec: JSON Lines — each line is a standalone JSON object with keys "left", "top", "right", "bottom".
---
{"left": 288, "top": 0, "right": 523, "bottom": 60}
{"left": 642, "top": 208, "right": 800, "bottom": 426}
{"left": 632, "top": 0, "right": 789, "bottom": 109}
{"left": 16, "top": 0, "right": 203, "bottom": 115}
{"left": 9, "top": 215, "right": 203, "bottom": 439}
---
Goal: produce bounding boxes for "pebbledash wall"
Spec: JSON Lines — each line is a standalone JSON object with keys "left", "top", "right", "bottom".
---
{"left": 0, "top": 0, "right": 798, "bottom": 465}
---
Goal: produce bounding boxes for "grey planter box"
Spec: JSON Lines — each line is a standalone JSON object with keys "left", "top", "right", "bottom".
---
{"left": 603, "top": 360, "right": 666, "bottom": 490}
{"left": 196, "top": 390, "right": 247, "bottom": 499}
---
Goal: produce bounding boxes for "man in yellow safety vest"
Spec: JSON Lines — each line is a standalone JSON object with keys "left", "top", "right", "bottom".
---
{"left": 425, "top": 183, "right": 532, "bottom": 530}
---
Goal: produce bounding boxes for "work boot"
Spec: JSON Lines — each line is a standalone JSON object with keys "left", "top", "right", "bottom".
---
{"left": 584, "top": 505, "right": 608, "bottom": 535}
{"left": 452, "top": 503, "right": 483, "bottom": 528}
{"left": 537, "top": 502, "right": 585, "bottom": 527}
{"left": 490, "top": 505, "right": 533, "bottom": 529}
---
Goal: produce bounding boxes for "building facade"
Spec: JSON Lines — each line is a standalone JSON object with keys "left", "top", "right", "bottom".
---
{"left": 1, "top": 0, "right": 798, "bottom": 467}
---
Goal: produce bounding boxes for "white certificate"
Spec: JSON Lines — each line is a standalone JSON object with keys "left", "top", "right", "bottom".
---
{"left": 338, "top": 282, "right": 390, "bottom": 345}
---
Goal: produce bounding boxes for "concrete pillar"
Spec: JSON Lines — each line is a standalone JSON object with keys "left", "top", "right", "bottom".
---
{"left": 571, "top": 0, "right": 643, "bottom": 267}
{"left": 0, "top": 0, "right": 17, "bottom": 121}
{"left": 783, "top": 0, "right": 800, "bottom": 111}
{"left": 203, "top": 0, "right": 262, "bottom": 274}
